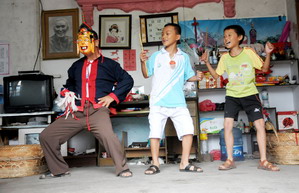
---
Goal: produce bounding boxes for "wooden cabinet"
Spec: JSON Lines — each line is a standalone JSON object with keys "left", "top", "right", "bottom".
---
{"left": 97, "top": 100, "right": 165, "bottom": 166}
{"left": 164, "top": 98, "right": 201, "bottom": 161}
{"left": 98, "top": 98, "right": 201, "bottom": 165}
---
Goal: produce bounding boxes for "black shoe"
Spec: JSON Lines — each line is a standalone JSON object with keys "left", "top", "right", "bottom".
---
{"left": 39, "top": 171, "right": 71, "bottom": 179}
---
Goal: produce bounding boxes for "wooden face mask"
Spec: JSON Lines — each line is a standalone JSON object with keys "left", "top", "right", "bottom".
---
{"left": 77, "top": 27, "right": 95, "bottom": 55}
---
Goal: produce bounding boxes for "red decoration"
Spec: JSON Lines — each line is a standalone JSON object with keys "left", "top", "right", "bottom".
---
{"left": 75, "top": 0, "right": 236, "bottom": 26}
{"left": 192, "top": 17, "right": 199, "bottom": 43}
{"left": 169, "top": 60, "right": 176, "bottom": 65}
{"left": 123, "top": 50, "right": 136, "bottom": 71}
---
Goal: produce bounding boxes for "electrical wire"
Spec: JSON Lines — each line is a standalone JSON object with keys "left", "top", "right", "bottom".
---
{"left": 32, "top": 0, "right": 44, "bottom": 71}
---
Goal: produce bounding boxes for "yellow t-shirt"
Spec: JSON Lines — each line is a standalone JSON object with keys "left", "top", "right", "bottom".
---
{"left": 216, "top": 47, "right": 264, "bottom": 98}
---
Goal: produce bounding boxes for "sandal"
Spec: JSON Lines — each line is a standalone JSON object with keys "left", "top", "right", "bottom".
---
{"left": 144, "top": 165, "right": 160, "bottom": 175}
{"left": 218, "top": 159, "right": 236, "bottom": 170}
{"left": 39, "top": 171, "right": 71, "bottom": 180}
{"left": 117, "top": 169, "right": 133, "bottom": 178}
{"left": 180, "top": 163, "right": 203, "bottom": 173}
{"left": 258, "top": 160, "right": 280, "bottom": 171}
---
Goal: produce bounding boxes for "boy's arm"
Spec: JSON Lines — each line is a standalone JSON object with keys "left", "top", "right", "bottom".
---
{"left": 187, "top": 70, "right": 203, "bottom": 82}
{"left": 201, "top": 50, "right": 220, "bottom": 79}
{"left": 140, "top": 50, "right": 149, "bottom": 78}
{"left": 261, "top": 42, "right": 274, "bottom": 72}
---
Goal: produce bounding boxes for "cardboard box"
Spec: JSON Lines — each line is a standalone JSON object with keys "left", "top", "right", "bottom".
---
{"left": 200, "top": 118, "right": 224, "bottom": 134}
{"left": 198, "top": 72, "right": 223, "bottom": 89}
{"left": 277, "top": 111, "right": 298, "bottom": 131}
{"left": 98, "top": 158, "right": 114, "bottom": 166}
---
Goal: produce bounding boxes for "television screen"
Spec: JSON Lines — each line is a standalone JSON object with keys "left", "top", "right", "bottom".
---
{"left": 9, "top": 80, "right": 48, "bottom": 106}
{"left": 4, "top": 74, "right": 54, "bottom": 113}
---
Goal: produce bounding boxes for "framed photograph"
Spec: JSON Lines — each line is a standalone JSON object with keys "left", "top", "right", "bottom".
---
{"left": 139, "top": 12, "right": 179, "bottom": 46}
{"left": 99, "top": 15, "right": 132, "bottom": 49}
{"left": 42, "top": 8, "right": 79, "bottom": 60}
{"left": 18, "top": 128, "right": 67, "bottom": 156}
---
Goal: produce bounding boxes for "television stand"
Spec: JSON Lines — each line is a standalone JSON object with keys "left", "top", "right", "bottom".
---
{"left": 0, "top": 111, "right": 68, "bottom": 156}
{"left": 0, "top": 111, "right": 55, "bottom": 128}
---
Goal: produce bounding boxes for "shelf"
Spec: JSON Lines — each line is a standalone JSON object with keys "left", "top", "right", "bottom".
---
{"left": 200, "top": 107, "right": 277, "bottom": 114}
{"left": 1, "top": 124, "right": 49, "bottom": 130}
{"left": 0, "top": 111, "right": 55, "bottom": 131}
{"left": 64, "top": 153, "right": 98, "bottom": 167}
{"left": 270, "top": 59, "right": 298, "bottom": 65}
{"left": 64, "top": 153, "right": 97, "bottom": 159}
{"left": 118, "top": 100, "right": 149, "bottom": 108}
{"left": 118, "top": 98, "right": 197, "bottom": 107}
{"left": 124, "top": 147, "right": 166, "bottom": 158}
{"left": 0, "top": 111, "right": 55, "bottom": 117}
{"left": 198, "top": 83, "right": 299, "bottom": 92}
{"left": 207, "top": 132, "right": 256, "bottom": 136}
{"left": 113, "top": 98, "right": 198, "bottom": 117}
{"left": 257, "top": 84, "right": 299, "bottom": 88}
{"left": 112, "top": 110, "right": 149, "bottom": 117}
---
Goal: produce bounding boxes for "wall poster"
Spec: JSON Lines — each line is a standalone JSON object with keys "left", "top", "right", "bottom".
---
{"left": 0, "top": 43, "right": 9, "bottom": 75}
{"left": 178, "top": 16, "right": 287, "bottom": 64}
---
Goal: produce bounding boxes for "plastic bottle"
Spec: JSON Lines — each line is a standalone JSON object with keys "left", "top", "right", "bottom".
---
{"left": 209, "top": 50, "right": 213, "bottom": 64}
{"left": 219, "top": 128, "right": 244, "bottom": 161}
{"left": 200, "top": 129, "right": 209, "bottom": 154}
{"left": 212, "top": 50, "right": 218, "bottom": 64}
{"left": 238, "top": 119, "right": 245, "bottom": 133}
{"left": 261, "top": 89, "right": 270, "bottom": 108}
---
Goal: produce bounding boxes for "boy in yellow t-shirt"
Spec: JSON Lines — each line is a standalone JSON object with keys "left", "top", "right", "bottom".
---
{"left": 201, "top": 25, "right": 279, "bottom": 171}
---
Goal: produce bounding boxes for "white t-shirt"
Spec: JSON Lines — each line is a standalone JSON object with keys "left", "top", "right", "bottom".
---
{"left": 146, "top": 48, "right": 195, "bottom": 107}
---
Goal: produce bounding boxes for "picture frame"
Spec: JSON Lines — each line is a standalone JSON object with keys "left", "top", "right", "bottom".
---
{"left": 99, "top": 15, "right": 132, "bottom": 49}
{"left": 42, "top": 8, "right": 79, "bottom": 60}
{"left": 139, "top": 12, "right": 179, "bottom": 46}
{"left": 18, "top": 128, "right": 67, "bottom": 156}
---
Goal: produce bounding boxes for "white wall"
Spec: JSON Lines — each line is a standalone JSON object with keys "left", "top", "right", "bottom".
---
{"left": 0, "top": 0, "right": 40, "bottom": 77}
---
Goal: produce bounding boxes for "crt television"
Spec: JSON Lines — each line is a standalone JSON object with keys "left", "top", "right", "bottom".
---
{"left": 3, "top": 74, "right": 55, "bottom": 113}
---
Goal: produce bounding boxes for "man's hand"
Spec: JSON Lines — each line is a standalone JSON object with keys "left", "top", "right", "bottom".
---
{"left": 98, "top": 95, "right": 114, "bottom": 108}
{"left": 265, "top": 42, "right": 274, "bottom": 54}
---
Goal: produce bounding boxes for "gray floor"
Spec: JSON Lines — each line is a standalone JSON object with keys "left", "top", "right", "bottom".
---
{"left": 1, "top": 159, "right": 298, "bottom": 193}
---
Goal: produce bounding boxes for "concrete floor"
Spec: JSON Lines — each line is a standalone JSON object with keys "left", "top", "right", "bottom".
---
{"left": 1, "top": 159, "right": 298, "bottom": 193}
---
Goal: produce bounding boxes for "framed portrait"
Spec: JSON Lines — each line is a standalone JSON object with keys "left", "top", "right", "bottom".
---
{"left": 99, "top": 15, "right": 132, "bottom": 49}
{"left": 139, "top": 12, "right": 179, "bottom": 47}
{"left": 42, "top": 8, "right": 79, "bottom": 60}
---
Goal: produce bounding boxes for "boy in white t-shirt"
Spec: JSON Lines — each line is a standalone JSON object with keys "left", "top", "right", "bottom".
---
{"left": 140, "top": 23, "right": 203, "bottom": 175}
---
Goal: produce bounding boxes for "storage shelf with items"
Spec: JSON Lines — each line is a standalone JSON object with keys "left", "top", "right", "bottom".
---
{"left": 256, "top": 59, "right": 298, "bottom": 87}
{"left": 121, "top": 130, "right": 167, "bottom": 163}
{"left": 197, "top": 59, "right": 298, "bottom": 90}
{"left": 197, "top": 57, "right": 299, "bottom": 161}
{"left": 0, "top": 111, "right": 55, "bottom": 145}
{"left": 0, "top": 111, "right": 68, "bottom": 157}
